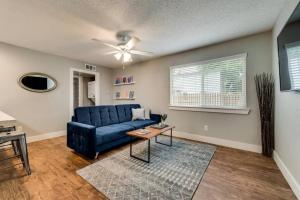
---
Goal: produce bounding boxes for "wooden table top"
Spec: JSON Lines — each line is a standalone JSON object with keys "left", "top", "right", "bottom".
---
{"left": 126, "top": 125, "right": 175, "bottom": 140}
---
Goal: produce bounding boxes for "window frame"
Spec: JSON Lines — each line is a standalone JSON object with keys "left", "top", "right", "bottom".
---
{"left": 169, "top": 53, "right": 250, "bottom": 114}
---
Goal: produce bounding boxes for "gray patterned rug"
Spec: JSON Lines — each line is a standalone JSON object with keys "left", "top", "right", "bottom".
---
{"left": 77, "top": 136, "right": 216, "bottom": 200}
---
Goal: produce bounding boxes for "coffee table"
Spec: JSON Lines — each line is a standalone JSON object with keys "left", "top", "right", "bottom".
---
{"left": 126, "top": 125, "right": 175, "bottom": 163}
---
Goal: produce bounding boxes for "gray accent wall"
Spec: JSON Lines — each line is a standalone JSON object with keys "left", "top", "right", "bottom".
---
{"left": 0, "top": 42, "right": 113, "bottom": 136}
{"left": 113, "top": 32, "right": 272, "bottom": 146}
{"left": 272, "top": 0, "right": 300, "bottom": 191}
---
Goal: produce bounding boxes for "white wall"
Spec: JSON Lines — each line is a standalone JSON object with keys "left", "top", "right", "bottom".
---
{"left": 272, "top": 0, "right": 300, "bottom": 198}
{"left": 0, "top": 42, "right": 113, "bottom": 136}
{"left": 113, "top": 31, "right": 272, "bottom": 148}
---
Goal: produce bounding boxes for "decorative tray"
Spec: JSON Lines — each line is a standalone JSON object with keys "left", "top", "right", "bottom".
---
{"left": 150, "top": 124, "right": 169, "bottom": 129}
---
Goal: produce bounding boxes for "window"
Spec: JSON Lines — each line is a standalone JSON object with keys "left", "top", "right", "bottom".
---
{"left": 170, "top": 53, "right": 247, "bottom": 110}
{"left": 286, "top": 41, "right": 300, "bottom": 90}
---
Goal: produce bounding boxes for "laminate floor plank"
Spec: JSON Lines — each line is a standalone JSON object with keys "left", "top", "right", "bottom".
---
{"left": 0, "top": 137, "right": 296, "bottom": 200}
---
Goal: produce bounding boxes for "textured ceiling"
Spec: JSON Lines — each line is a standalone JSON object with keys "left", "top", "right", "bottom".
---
{"left": 0, "top": 0, "right": 286, "bottom": 68}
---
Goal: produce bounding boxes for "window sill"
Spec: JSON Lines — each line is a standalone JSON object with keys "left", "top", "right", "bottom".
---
{"left": 169, "top": 106, "right": 250, "bottom": 115}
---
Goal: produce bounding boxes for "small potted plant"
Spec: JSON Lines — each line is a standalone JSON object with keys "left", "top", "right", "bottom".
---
{"left": 161, "top": 114, "right": 168, "bottom": 126}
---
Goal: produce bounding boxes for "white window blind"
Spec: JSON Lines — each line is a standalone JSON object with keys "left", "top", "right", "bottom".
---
{"left": 170, "top": 53, "right": 247, "bottom": 109}
{"left": 286, "top": 42, "right": 300, "bottom": 90}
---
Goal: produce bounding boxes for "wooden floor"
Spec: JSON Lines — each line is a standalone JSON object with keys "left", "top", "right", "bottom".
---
{"left": 0, "top": 136, "right": 296, "bottom": 200}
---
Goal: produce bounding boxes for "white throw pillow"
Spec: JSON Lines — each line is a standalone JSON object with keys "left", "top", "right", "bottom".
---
{"left": 132, "top": 108, "right": 145, "bottom": 121}
{"left": 144, "top": 108, "right": 150, "bottom": 119}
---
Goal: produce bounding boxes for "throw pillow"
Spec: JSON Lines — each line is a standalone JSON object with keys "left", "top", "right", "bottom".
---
{"left": 132, "top": 108, "right": 145, "bottom": 120}
{"left": 144, "top": 108, "right": 150, "bottom": 119}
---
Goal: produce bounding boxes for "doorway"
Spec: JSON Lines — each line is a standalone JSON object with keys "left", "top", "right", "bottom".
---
{"left": 70, "top": 68, "right": 100, "bottom": 119}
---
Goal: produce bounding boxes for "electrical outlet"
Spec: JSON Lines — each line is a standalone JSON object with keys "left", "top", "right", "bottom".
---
{"left": 204, "top": 125, "right": 208, "bottom": 131}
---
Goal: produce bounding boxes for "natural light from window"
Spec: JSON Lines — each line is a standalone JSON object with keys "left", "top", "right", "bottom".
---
{"left": 286, "top": 42, "right": 300, "bottom": 90}
{"left": 170, "top": 53, "right": 247, "bottom": 110}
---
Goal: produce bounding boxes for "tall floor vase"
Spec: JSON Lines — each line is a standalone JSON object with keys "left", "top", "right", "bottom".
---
{"left": 254, "top": 73, "right": 275, "bottom": 157}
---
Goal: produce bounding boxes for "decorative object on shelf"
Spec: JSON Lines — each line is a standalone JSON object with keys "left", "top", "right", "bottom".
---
{"left": 114, "top": 75, "right": 135, "bottom": 85}
{"left": 254, "top": 73, "right": 274, "bottom": 157}
{"left": 122, "top": 76, "right": 127, "bottom": 83}
{"left": 19, "top": 72, "right": 57, "bottom": 93}
{"left": 114, "top": 90, "right": 135, "bottom": 100}
{"left": 115, "top": 76, "right": 122, "bottom": 84}
{"left": 115, "top": 92, "right": 120, "bottom": 99}
{"left": 129, "top": 91, "right": 135, "bottom": 99}
{"left": 127, "top": 76, "right": 134, "bottom": 83}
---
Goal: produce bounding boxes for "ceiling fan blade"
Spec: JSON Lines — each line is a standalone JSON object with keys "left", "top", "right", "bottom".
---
{"left": 125, "top": 37, "right": 140, "bottom": 50}
{"left": 103, "top": 51, "right": 120, "bottom": 55}
{"left": 92, "top": 38, "right": 121, "bottom": 50}
{"left": 130, "top": 50, "right": 153, "bottom": 56}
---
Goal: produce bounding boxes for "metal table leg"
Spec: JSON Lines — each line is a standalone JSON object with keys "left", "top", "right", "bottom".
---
{"left": 130, "top": 137, "right": 151, "bottom": 163}
{"left": 17, "top": 135, "right": 31, "bottom": 175}
{"left": 155, "top": 128, "right": 173, "bottom": 147}
{"left": 0, "top": 131, "right": 31, "bottom": 175}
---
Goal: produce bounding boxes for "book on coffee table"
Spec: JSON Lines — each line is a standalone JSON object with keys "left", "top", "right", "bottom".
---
{"left": 136, "top": 129, "right": 150, "bottom": 135}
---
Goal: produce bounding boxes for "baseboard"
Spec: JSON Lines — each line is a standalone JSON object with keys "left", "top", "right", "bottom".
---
{"left": 273, "top": 151, "right": 300, "bottom": 199}
{"left": 26, "top": 130, "right": 261, "bottom": 153}
{"left": 172, "top": 131, "right": 262, "bottom": 153}
{"left": 27, "top": 130, "right": 66, "bottom": 143}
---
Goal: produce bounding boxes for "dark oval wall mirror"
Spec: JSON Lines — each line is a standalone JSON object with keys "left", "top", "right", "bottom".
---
{"left": 19, "top": 73, "right": 57, "bottom": 93}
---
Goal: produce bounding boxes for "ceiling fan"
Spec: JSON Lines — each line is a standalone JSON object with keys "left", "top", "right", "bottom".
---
{"left": 92, "top": 31, "right": 153, "bottom": 68}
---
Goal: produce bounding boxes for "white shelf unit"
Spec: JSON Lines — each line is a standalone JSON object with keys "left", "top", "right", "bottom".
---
{"left": 113, "top": 97, "right": 136, "bottom": 100}
{"left": 113, "top": 82, "right": 136, "bottom": 86}
{"left": 114, "top": 76, "right": 135, "bottom": 101}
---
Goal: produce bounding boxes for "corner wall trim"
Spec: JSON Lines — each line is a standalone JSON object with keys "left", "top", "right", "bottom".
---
{"left": 273, "top": 151, "right": 300, "bottom": 199}
{"left": 172, "top": 131, "right": 262, "bottom": 153}
{"left": 27, "top": 130, "right": 66, "bottom": 143}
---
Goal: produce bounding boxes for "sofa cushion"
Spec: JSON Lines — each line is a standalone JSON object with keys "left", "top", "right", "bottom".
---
{"left": 96, "top": 124, "right": 134, "bottom": 145}
{"left": 74, "top": 107, "right": 92, "bottom": 125}
{"left": 90, "top": 107, "right": 102, "bottom": 127}
{"left": 89, "top": 106, "right": 119, "bottom": 127}
{"left": 100, "top": 107, "right": 110, "bottom": 126}
{"left": 116, "top": 104, "right": 141, "bottom": 123}
{"left": 107, "top": 106, "right": 119, "bottom": 125}
{"left": 121, "top": 119, "right": 156, "bottom": 129}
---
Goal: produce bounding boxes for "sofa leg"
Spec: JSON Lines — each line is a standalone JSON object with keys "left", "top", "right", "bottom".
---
{"left": 94, "top": 152, "right": 99, "bottom": 159}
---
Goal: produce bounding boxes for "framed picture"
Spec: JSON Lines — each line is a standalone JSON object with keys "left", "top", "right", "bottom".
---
{"left": 129, "top": 91, "right": 134, "bottom": 99}
{"left": 115, "top": 76, "right": 121, "bottom": 84}
{"left": 127, "top": 76, "right": 133, "bottom": 83}
{"left": 122, "top": 76, "right": 127, "bottom": 83}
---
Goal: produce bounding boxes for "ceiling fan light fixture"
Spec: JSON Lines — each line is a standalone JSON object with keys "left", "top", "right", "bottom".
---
{"left": 114, "top": 52, "right": 122, "bottom": 60}
{"left": 123, "top": 52, "right": 132, "bottom": 63}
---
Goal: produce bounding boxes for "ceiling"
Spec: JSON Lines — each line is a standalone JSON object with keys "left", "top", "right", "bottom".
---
{"left": 0, "top": 0, "right": 286, "bottom": 68}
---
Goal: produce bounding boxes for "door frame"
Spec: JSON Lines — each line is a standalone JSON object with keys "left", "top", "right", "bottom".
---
{"left": 69, "top": 68, "right": 100, "bottom": 120}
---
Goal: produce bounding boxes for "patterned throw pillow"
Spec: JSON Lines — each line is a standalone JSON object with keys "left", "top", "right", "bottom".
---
{"left": 132, "top": 108, "right": 145, "bottom": 121}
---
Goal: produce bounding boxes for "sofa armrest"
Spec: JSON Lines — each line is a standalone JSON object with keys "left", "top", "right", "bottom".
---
{"left": 150, "top": 113, "right": 162, "bottom": 124}
{"left": 67, "top": 122, "right": 96, "bottom": 159}
{"left": 71, "top": 116, "right": 76, "bottom": 122}
{"left": 68, "top": 121, "right": 95, "bottom": 129}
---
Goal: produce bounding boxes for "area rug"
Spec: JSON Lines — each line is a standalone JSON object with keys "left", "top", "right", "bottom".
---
{"left": 77, "top": 136, "right": 216, "bottom": 200}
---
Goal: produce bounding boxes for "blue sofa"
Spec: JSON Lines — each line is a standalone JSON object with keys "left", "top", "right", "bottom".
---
{"left": 67, "top": 104, "right": 161, "bottom": 159}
